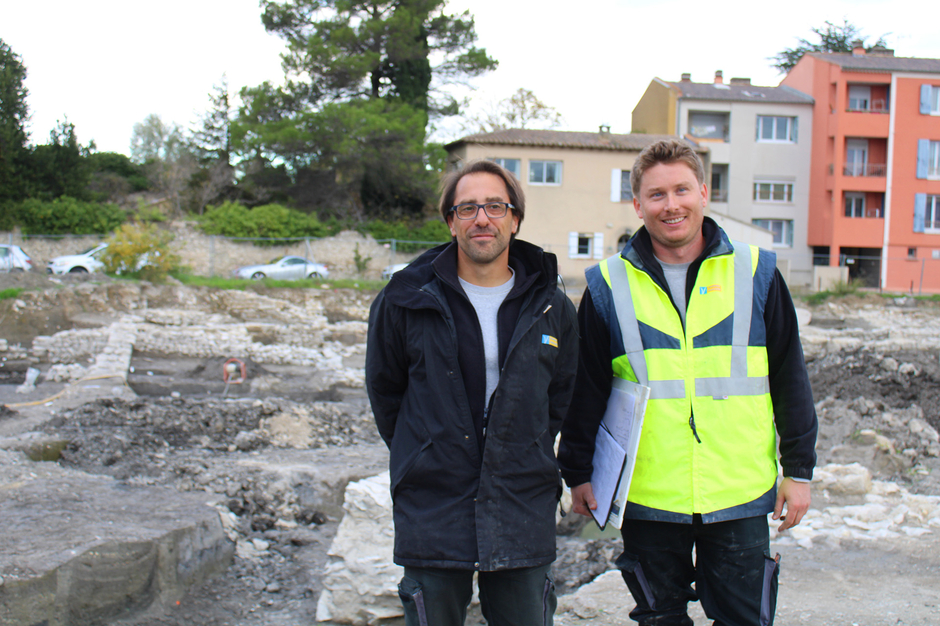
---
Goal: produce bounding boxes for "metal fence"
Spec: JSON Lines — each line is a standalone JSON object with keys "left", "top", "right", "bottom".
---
{"left": 0, "top": 230, "right": 449, "bottom": 279}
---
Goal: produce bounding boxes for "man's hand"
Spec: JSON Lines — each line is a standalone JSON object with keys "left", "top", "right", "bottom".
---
{"left": 773, "top": 477, "right": 811, "bottom": 532}
{"left": 570, "top": 483, "right": 597, "bottom": 517}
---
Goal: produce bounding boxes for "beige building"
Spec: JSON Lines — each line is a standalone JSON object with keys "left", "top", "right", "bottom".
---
{"left": 444, "top": 128, "right": 716, "bottom": 283}
{"left": 633, "top": 71, "right": 815, "bottom": 286}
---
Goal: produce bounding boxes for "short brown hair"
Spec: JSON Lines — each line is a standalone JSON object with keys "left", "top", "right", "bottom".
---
{"left": 630, "top": 138, "right": 705, "bottom": 196}
{"left": 439, "top": 160, "right": 526, "bottom": 232}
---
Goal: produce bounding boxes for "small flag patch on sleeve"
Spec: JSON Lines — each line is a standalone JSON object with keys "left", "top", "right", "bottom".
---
{"left": 542, "top": 334, "right": 558, "bottom": 348}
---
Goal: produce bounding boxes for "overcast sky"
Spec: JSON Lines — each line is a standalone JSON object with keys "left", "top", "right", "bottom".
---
{"left": 3, "top": 0, "right": 935, "bottom": 155}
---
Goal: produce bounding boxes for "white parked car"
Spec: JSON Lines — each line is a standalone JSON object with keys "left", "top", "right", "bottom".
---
{"left": 232, "top": 255, "right": 329, "bottom": 280}
{"left": 381, "top": 261, "right": 410, "bottom": 281}
{"left": 47, "top": 243, "right": 108, "bottom": 274}
{"left": 0, "top": 244, "right": 33, "bottom": 272}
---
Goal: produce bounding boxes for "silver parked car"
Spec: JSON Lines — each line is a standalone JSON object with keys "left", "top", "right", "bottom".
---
{"left": 0, "top": 244, "right": 33, "bottom": 272}
{"left": 232, "top": 255, "right": 330, "bottom": 280}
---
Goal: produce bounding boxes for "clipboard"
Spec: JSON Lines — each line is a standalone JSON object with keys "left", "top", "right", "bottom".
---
{"left": 590, "top": 377, "right": 650, "bottom": 530}
{"left": 589, "top": 424, "right": 627, "bottom": 530}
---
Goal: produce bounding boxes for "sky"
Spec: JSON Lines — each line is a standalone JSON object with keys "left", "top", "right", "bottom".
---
{"left": 3, "top": 0, "right": 936, "bottom": 155}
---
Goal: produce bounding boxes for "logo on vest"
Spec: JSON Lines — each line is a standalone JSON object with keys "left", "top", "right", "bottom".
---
{"left": 541, "top": 334, "right": 558, "bottom": 348}
{"left": 699, "top": 284, "right": 722, "bottom": 295}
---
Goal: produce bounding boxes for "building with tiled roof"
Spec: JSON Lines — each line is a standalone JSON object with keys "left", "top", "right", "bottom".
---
{"left": 444, "top": 128, "right": 769, "bottom": 282}
{"left": 633, "top": 71, "right": 815, "bottom": 286}
{"left": 782, "top": 45, "right": 940, "bottom": 293}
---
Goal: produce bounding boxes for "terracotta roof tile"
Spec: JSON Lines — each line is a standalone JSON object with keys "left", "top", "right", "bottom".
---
{"left": 808, "top": 52, "right": 940, "bottom": 74}
{"left": 446, "top": 130, "right": 702, "bottom": 152}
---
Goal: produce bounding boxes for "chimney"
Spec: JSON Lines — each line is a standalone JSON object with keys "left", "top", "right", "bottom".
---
{"left": 852, "top": 39, "right": 866, "bottom": 56}
{"left": 869, "top": 45, "right": 895, "bottom": 57}
{"left": 729, "top": 77, "right": 751, "bottom": 86}
{"left": 714, "top": 70, "right": 723, "bottom": 84}
{"left": 680, "top": 73, "right": 692, "bottom": 82}
{"left": 599, "top": 125, "right": 611, "bottom": 135}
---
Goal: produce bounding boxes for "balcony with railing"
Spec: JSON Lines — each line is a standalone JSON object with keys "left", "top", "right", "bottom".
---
{"left": 843, "top": 162, "right": 887, "bottom": 177}
{"left": 846, "top": 99, "right": 889, "bottom": 113}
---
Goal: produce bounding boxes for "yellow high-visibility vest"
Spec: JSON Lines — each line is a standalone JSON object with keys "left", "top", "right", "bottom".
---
{"left": 596, "top": 242, "right": 777, "bottom": 515}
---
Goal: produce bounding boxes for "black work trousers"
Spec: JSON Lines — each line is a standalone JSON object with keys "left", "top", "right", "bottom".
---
{"left": 398, "top": 564, "right": 556, "bottom": 626}
{"left": 616, "top": 515, "right": 779, "bottom": 626}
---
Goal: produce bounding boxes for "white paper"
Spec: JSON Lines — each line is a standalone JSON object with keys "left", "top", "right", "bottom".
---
{"left": 600, "top": 377, "right": 650, "bottom": 529}
{"left": 589, "top": 424, "right": 626, "bottom": 529}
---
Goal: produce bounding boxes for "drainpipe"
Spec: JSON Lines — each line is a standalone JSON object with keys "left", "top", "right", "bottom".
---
{"left": 881, "top": 73, "right": 898, "bottom": 290}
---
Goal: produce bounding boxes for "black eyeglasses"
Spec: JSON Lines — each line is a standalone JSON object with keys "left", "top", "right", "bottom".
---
{"left": 449, "top": 202, "right": 514, "bottom": 220}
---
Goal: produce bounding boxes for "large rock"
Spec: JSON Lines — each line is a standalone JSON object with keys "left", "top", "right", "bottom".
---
{"left": 0, "top": 449, "right": 233, "bottom": 626}
{"left": 316, "top": 472, "right": 403, "bottom": 624}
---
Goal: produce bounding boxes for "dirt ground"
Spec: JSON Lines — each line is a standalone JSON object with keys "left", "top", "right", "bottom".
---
{"left": 1, "top": 271, "right": 940, "bottom": 625}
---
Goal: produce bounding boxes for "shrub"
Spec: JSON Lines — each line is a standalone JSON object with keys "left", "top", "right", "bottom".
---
{"left": 362, "top": 218, "right": 450, "bottom": 252}
{"left": 103, "top": 223, "right": 179, "bottom": 282}
{"left": 13, "top": 196, "right": 126, "bottom": 235}
{"left": 198, "top": 201, "right": 328, "bottom": 245}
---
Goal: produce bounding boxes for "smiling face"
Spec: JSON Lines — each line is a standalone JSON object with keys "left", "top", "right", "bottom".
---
{"left": 633, "top": 161, "right": 708, "bottom": 263}
{"left": 447, "top": 172, "right": 519, "bottom": 280}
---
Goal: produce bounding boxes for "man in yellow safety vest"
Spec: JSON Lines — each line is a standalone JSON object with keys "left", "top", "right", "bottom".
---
{"left": 559, "top": 138, "right": 817, "bottom": 626}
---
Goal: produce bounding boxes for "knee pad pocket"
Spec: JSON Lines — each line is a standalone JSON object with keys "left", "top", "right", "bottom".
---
{"left": 615, "top": 552, "right": 657, "bottom": 610}
{"left": 759, "top": 553, "right": 780, "bottom": 626}
{"left": 398, "top": 576, "right": 429, "bottom": 626}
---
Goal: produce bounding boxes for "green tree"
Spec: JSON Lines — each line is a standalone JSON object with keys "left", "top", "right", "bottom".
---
{"left": 86, "top": 151, "right": 151, "bottom": 202}
{"left": 771, "top": 20, "right": 889, "bottom": 74}
{"left": 130, "top": 114, "right": 197, "bottom": 215}
{"left": 0, "top": 38, "right": 30, "bottom": 204}
{"left": 260, "top": 0, "right": 497, "bottom": 115}
{"left": 191, "top": 76, "right": 236, "bottom": 213}
{"left": 27, "top": 118, "right": 92, "bottom": 200}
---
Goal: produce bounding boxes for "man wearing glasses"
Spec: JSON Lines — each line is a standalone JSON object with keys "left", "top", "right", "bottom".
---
{"left": 367, "top": 159, "right": 578, "bottom": 625}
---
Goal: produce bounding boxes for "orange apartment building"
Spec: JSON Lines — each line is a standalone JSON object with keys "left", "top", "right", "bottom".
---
{"left": 781, "top": 45, "right": 940, "bottom": 293}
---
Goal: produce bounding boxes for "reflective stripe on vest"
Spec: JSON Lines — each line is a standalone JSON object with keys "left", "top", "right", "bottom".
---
{"left": 606, "top": 242, "right": 769, "bottom": 399}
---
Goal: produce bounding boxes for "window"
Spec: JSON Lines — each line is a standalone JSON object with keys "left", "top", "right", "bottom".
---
{"left": 610, "top": 169, "right": 632, "bottom": 201}
{"left": 529, "top": 160, "right": 562, "bottom": 185}
{"left": 752, "top": 219, "right": 793, "bottom": 247}
{"left": 844, "top": 139, "right": 868, "bottom": 176}
{"left": 753, "top": 181, "right": 793, "bottom": 203}
{"left": 916, "top": 140, "right": 940, "bottom": 178}
{"left": 756, "top": 116, "right": 797, "bottom": 143}
{"left": 845, "top": 193, "right": 865, "bottom": 218}
{"left": 908, "top": 247, "right": 918, "bottom": 259}
{"left": 920, "top": 85, "right": 940, "bottom": 114}
{"left": 489, "top": 157, "right": 520, "bottom": 179}
{"left": 848, "top": 85, "right": 871, "bottom": 111}
{"left": 711, "top": 164, "right": 728, "bottom": 202}
{"left": 915, "top": 194, "right": 940, "bottom": 233}
{"left": 688, "top": 111, "right": 729, "bottom": 141}
{"left": 568, "top": 232, "right": 603, "bottom": 259}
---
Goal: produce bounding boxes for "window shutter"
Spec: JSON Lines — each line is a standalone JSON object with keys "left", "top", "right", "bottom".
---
{"left": 790, "top": 117, "right": 798, "bottom": 142}
{"left": 610, "top": 169, "right": 622, "bottom": 202}
{"left": 914, "top": 194, "right": 927, "bottom": 233}
{"left": 921, "top": 85, "right": 932, "bottom": 114}
{"left": 568, "top": 232, "right": 579, "bottom": 258}
{"left": 593, "top": 233, "right": 604, "bottom": 259}
{"left": 917, "top": 139, "right": 930, "bottom": 179}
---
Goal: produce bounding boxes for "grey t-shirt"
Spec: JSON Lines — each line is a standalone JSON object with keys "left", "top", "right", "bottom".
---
{"left": 657, "top": 258, "right": 691, "bottom": 326}
{"left": 459, "top": 271, "right": 516, "bottom": 411}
